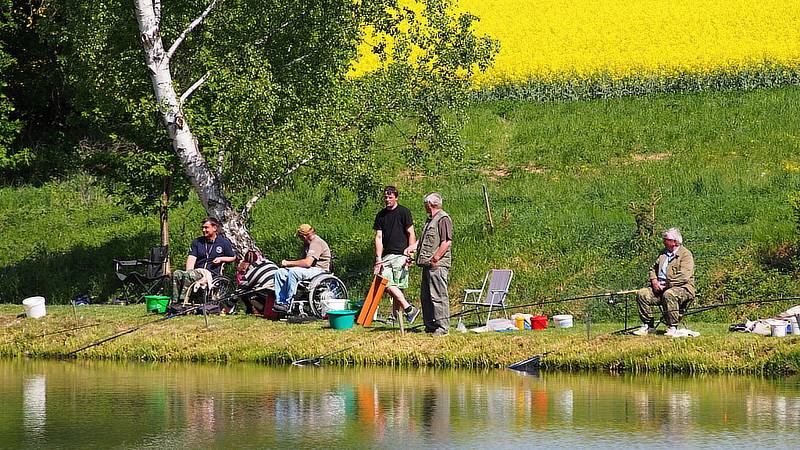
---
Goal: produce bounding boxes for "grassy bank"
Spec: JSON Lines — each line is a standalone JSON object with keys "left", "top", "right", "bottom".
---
{"left": 2, "top": 87, "right": 800, "bottom": 325}
{"left": 2, "top": 305, "right": 799, "bottom": 375}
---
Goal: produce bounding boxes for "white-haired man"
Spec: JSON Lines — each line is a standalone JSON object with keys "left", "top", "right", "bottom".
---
{"left": 415, "top": 192, "right": 453, "bottom": 336}
{"left": 633, "top": 227, "right": 696, "bottom": 337}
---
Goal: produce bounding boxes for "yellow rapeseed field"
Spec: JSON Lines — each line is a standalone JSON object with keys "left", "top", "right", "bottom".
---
{"left": 353, "top": 0, "right": 800, "bottom": 86}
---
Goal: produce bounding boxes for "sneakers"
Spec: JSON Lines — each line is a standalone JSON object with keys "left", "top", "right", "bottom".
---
{"left": 671, "top": 328, "right": 700, "bottom": 338}
{"left": 632, "top": 324, "right": 656, "bottom": 336}
{"left": 405, "top": 306, "right": 420, "bottom": 325}
{"left": 432, "top": 328, "right": 449, "bottom": 337}
{"left": 665, "top": 326, "right": 678, "bottom": 337}
{"left": 272, "top": 303, "right": 290, "bottom": 314}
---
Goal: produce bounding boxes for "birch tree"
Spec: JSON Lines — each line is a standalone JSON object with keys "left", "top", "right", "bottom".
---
{"left": 35, "top": 0, "right": 497, "bottom": 256}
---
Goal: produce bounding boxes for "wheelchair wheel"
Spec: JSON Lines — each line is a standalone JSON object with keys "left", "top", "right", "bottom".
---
{"left": 307, "top": 274, "right": 348, "bottom": 318}
{"left": 212, "top": 276, "right": 237, "bottom": 314}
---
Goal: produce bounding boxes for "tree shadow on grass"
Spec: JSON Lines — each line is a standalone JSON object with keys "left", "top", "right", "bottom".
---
{"left": 0, "top": 231, "right": 163, "bottom": 305}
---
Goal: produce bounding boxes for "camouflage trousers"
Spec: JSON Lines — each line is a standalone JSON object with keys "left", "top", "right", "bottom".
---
{"left": 636, "top": 286, "right": 693, "bottom": 327}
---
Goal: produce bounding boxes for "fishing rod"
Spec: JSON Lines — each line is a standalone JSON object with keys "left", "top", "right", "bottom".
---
{"left": 403, "top": 289, "right": 639, "bottom": 332}
{"left": 65, "top": 304, "right": 204, "bottom": 357}
{"left": 33, "top": 323, "right": 101, "bottom": 339}
{"left": 611, "top": 295, "right": 800, "bottom": 334}
{"left": 292, "top": 344, "right": 359, "bottom": 366}
{"left": 682, "top": 295, "right": 800, "bottom": 316}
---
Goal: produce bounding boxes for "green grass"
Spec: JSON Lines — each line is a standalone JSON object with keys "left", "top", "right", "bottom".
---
{"left": 2, "top": 86, "right": 800, "bottom": 327}
{"left": 2, "top": 305, "right": 799, "bottom": 375}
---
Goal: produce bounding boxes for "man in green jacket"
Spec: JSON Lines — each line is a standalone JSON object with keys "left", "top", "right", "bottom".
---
{"left": 633, "top": 227, "right": 696, "bottom": 337}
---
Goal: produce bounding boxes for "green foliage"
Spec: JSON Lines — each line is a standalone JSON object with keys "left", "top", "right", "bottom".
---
{"left": 3, "top": 87, "right": 800, "bottom": 323}
{"left": 1, "top": 0, "right": 497, "bottom": 213}
{"left": 0, "top": 1, "right": 26, "bottom": 170}
{"left": 477, "top": 62, "right": 800, "bottom": 102}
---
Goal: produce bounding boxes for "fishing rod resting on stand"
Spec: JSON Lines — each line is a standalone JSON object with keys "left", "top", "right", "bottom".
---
{"left": 610, "top": 295, "right": 800, "bottom": 335}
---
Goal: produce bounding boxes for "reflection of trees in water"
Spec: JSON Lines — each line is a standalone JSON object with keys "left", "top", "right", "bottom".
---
{"left": 7, "top": 360, "right": 800, "bottom": 447}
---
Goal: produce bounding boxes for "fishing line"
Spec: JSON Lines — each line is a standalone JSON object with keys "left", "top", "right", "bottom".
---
{"left": 65, "top": 304, "right": 204, "bottom": 357}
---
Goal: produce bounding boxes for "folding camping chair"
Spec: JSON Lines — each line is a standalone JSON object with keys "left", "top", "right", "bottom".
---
{"left": 114, "top": 245, "right": 170, "bottom": 303}
{"left": 459, "top": 269, "right": 513, "bottom": 326}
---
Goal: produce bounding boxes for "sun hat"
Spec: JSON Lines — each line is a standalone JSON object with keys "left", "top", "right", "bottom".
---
{"left": 296, "top": 223, "right": 314, "bottom": 236}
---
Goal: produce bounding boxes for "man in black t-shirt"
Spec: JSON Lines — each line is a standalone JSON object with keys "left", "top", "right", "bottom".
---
{"left": 373, "top": 186, "right": 420, "bottom": 325}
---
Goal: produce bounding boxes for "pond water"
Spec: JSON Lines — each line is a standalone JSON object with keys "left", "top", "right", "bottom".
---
{"left": 1, "top": 359, "right": 798, "bottom": 449}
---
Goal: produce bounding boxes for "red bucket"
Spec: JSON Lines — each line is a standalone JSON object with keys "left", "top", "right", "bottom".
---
{"left": 531, "top": 315, "right": 548, "bottom": 330}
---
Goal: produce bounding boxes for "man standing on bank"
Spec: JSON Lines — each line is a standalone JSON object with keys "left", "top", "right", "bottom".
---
{"left": 373, "top": 186, "right": 420, "bottom": 325}
{"left": 415, "top": 192, "right": 453, "bottom": 336}
{"left": 633, "top": 227, "right": 696, "bottom": 337}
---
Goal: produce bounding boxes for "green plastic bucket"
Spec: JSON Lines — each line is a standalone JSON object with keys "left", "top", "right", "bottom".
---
{"left": 144, "top": 295, "right": 170, "bottom": 314}
{"left": 327, "top": 310, "right": 357, "bottom": 330}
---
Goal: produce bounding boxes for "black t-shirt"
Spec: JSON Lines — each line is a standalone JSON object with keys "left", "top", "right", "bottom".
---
{"left": 373, "top": 204, "right": 413, "bottom": 256}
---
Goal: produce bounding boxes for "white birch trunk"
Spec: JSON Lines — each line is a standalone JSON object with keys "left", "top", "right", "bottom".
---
{"left": 134, "top": 0, "right": 256, "bottom": 256}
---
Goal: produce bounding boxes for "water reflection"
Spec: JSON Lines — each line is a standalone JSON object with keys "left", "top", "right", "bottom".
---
{"left": 1, "top": 360, "right": 799, "bottom": 448}
{"left": 22, "top": 374, "right": 46, "bottom": 438}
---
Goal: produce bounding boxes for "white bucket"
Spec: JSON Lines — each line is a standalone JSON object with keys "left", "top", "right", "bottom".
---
{"left": 767, "top": 319, "right": 788, "bottom": 337}
{"left": 553, "top": 314, "right": 573, "bottom": 328}
{"left": 791, "top": 318, "right": 800, "bottom": 336}
{"left": 320, "top": 298, "right": 348, "bottom": 316}
{"left": 22, "top": 296, "right": 46, "bottom": 319}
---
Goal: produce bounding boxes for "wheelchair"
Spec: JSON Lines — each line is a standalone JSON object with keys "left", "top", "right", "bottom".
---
{"left": 289, "top": 272, "right": 348, "bottom": 319}
{"left": 179, "top": 274, "right": 237, "bottom": 314}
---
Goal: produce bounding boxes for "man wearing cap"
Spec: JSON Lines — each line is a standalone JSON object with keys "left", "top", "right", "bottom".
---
{"left": 633, "top": 227, "right": 696, "bottom": 337}
{"left": 171, "top": 217, "right": 236, "bottom": 305}
{"left": 374, "top": 186, "right": 420, "bottom": 325}
{"left": 272, "top": 224, "right": 332, "bottom": 313}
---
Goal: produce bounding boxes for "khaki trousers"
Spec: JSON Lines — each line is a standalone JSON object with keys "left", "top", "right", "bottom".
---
{"left": 421, "top": 266, "right": 450, "bottom": 333}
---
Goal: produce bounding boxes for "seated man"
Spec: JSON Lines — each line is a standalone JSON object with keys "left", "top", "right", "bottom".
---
{"left": 272, "top": 224, "right": 331, "bottom": 313}
{"left": 633, "top": 227, "right": 695, "bottom": 337}
{"left": 171, "top": 217, "right": 236, "bottom": 304}
{"left": 236, "top": 250, "right": 279, "bottom": 316}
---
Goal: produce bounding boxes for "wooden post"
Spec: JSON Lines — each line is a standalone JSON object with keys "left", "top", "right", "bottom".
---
{"left": 483, "top": 185, "right": 494, "bottom": 233}
{"left": 160, "top": 175, "right": 171, "bottom": 274}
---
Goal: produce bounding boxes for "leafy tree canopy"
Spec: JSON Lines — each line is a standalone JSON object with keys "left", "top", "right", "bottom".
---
{"left": 3, "top": 0, "right": 497, "bottom": 214}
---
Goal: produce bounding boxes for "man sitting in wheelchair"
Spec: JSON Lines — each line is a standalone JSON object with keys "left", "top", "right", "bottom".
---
{"left": 272, "top": 223, "right": 331, "bottom": 314}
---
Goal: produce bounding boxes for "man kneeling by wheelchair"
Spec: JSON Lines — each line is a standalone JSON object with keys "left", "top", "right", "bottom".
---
{"left": 272, "top": 223, "right": 332, "bottom": 314}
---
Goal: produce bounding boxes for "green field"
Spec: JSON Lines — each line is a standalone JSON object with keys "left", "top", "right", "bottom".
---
{"left": 2, "top": 86, "right": 800, "bottom": 324}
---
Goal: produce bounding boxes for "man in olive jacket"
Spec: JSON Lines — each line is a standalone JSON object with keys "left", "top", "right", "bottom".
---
{"left": 415, "top": 192, "right": 453, "bottom": 336}
{"left": 633, "top": 227, "right": 695, "bottom": 337}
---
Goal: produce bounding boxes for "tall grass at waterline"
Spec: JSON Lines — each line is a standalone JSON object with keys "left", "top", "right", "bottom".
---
{"left": 2, "top": 305, "right": 799, "bottom": 374}
{"left": 3, "top": 87, "right": 800, "bottom": 324}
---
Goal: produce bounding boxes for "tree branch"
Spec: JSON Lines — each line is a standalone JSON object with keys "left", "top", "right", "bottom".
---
{"left": 153, "top": 0, "right": 161, "bottom": 26}
{"left": 179, "top": 70, "right": 211, "bottom": 105}
{"left": 242, "top": 154, "right": 315, "bottom": 217}
{"left": 216, "top": 145, "right": 225, "bottom": 181}
{"left": 254, "top": 10, "right": 307, "bottom": 46}
{"left": 164, "top": 0, "right": 221, "bottom": 63}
